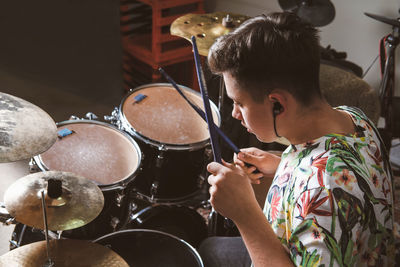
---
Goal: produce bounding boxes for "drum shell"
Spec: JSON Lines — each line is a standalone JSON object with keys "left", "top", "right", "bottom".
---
{"left": 33, "top": 120, "right": 143, "bottom": 239}
{"left": 118, "top": 83, "right": 220, "bottom": 202}
{"left": 128, "top": 204, "right": 208, "bottom": 248}
{"left": 93, "top": 229, "right": 204, "bottom": 267}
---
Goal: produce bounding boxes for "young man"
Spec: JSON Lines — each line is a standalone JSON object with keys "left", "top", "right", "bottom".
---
{"left": 199, "top": 12, "right": 395, "bottom": 266}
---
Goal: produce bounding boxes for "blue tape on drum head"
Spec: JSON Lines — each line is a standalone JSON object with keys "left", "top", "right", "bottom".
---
{"left": 57, "top": 128, "right": 74, "bottom": 139}
{"left": 133, "top": 94, "right": 147, "bottom": 104}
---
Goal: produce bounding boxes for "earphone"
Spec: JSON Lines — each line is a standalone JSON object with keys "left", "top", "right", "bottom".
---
{"left": 273, "top": 102, "right": 283, "bottom": 116}
{"left": 272, "top": 101, "right": 283, "bottom": 137}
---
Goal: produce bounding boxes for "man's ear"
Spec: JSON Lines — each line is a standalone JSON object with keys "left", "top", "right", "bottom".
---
{"left": 267, "top": 92, "right": 287, "bottom": 116}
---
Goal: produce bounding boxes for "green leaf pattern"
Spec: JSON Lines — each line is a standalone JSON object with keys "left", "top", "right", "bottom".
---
{"left": 264, "top": 106, "right": 395, "bottom": 266}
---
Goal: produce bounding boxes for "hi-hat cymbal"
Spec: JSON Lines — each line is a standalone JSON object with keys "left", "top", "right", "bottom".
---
{"left": 171, "top": 12, "right": 250, "bottom": 56}
{"left": 0, "top": 92, "right": 57, "bottom": 163}
{"left": 4, "top": 171, "right": 104, "bottom": 231}
{"left": 278, "top": 0, "right": 335, "bottom": 27}
{"left": 364, "top": 12, "right": 400, "bottom": 28}
{"left": 0, "top": 239, "right": 129, "bottom": 267}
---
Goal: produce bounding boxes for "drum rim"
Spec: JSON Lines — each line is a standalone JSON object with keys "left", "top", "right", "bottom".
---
{"left": 118, "top": 83, "right": 221, "bottom": 151}
{"left": 34, "top": 119, "right": 143, "bottom": 191}
{"left": 92, "top": 228, "right": 204, "bottom": 267}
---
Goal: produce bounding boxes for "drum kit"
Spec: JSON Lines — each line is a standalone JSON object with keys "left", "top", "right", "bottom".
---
{"left": 0, "top": 12, "right": 250, "bottom": 266}
{"left": 0, "top": 4, "right": 397, "bottom": 265}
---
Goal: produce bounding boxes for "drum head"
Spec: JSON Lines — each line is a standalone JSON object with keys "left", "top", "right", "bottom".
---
{"left": 121, "top": 84, "right": 220, "bottom": 146}
{"left": 94, "top": 229, "right": 204, "bottom": 267}
{"left": 38, "top": 121, "right": 141, "bottom": 187}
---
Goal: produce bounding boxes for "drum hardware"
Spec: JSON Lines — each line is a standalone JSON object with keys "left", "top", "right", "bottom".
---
{"left": 68, "top": 112, "right": 99, "bottom": 121}
{"left": 110, "top": 217, "right": 121, "bottom": 231}
{"left": 0, "top": 92, "right": 57, "bottom": 163}
{"left": 29, "top": 158, "right": 41, "bottom": 173}
{"left": 0, "top": 202, "right": 15, "bottom": 226}
{"left": 4, "top": 171, "right": 104, "bottom": 231}
{"left": 104, "top": 107, "right": 122, "bottom": 130}
{"left": 0, "top": 239, "right": 130, "bottom": 267}
{"left": 115, "top": 192, "right": 125, "bottom": 207}
{"left": 364, "top": 12, "right": 400, "bottom": 147}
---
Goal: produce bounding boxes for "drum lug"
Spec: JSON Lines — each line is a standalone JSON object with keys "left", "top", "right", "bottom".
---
{"left": 68, "top": 115, "right": 80, "bottom": 120}
{"left": 129, "top": 202, "right": 138, "bottom": 213}
{"left": 110, "top": 217, "right": 120, "bottom": 231}
{"left": 150, "top": 182, "right": 159, "bottom": 198}
{"left": 85, "top": 112, "right": 98, "bottom": 120}
{"left": 104, "top": 107, "right": 121, "bottom": 129}
{"left": 115, "top": 192, "right": 125, "bottom": 207}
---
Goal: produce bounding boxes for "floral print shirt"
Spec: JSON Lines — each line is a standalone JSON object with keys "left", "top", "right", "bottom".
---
{"left": 264, "top": 106, "right": 395, "bottom": 266}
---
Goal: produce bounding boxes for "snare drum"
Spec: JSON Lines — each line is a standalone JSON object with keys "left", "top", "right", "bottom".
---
{"left": 33, "top": 120, "right": 142, "bottom": 239}
{"left": 94, "top": 229, "right": 204, "bottom": 267}
{"left": 117, "top": 83, "right": 220, "bottom": 202}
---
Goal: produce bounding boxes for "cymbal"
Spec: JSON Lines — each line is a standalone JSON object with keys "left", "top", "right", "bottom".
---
{"left": 4, "top": 171, "right": 104, "bottom": 231}
{"left": 364, "top": 12, "right": 400, "bottom": 28}
{"left": 171, "top": 12, "right": 250, "bottom": 56}
{"left": 0, "top": 92, "right": 57, "bottom": 163}
{"left": 278, "top": 0, "right": 335, "bottom": 27}
{"left": 0, "top": 239, "right": 129, "bottom": 267}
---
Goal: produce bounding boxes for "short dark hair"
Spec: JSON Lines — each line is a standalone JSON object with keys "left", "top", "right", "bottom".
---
{"left": 208, "top": 12, "right": 322, "bottom": 104}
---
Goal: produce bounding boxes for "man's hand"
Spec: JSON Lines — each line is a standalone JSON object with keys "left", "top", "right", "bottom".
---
{"left": 207, "top": 161, "right": 260, "bottom": 223}
{"left": 234, "top": 147, "right": 281, "bottom": 184}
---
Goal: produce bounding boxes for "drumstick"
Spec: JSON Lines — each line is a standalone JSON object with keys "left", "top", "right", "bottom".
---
{"left": 159, "top": 67, "right": 260, "bottom": 174}
{"left": 191, "top": 36, "right": 222, "bottom": 163}
{"left": 158, "top": 67, "right": 240, "bottom": 154}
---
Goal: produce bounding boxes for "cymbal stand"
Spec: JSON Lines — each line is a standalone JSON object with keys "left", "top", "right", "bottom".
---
{"left": 379, "top": 23, "right": 399, "bottom": 147}
{"left": 41, "top": 190, "right": 54, "bottom": 267}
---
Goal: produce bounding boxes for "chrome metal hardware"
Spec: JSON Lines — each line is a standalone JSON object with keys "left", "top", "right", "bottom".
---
{"left": 115, "top": 192, "right": 125, "bottom": 207}
{"left": 110, "top": 217, "right": 120, "bottom": 231}
{"left": 85, "top": 112, "right": 98, "bottom": 120}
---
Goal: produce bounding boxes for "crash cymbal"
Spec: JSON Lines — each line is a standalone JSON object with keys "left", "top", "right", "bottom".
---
{"left": 0, "top": 239, "right": 129, "bottom": 267}
{"left": 4, "top": 171, "right": 104, "bottom": 231}
{"left": 171, "top": 12, "right": 250, "bottom": 56}
{"left": 365, "top": 12, "right": 400, "bottom": 28}
{"left": 0, "top": 92, "right": 57, "bottom": 163}
{"left": 278, "top": 0, "right": 335, "bottom": 27}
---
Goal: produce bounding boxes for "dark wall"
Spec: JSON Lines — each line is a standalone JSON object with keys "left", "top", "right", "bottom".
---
{"left": 0, "top": 0, "right": 122, "bottom": 102}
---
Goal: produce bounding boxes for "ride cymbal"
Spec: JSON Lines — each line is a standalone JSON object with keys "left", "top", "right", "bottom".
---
{"left": 171, "top": 12, "right": 250, "bottom": 56}
{"left": 0, "top": 92, "right": 57, "bottom": 163}
{"left": 0, "top": 239, "right": 129, "bottom": 267}
{"left": 278, "top": 0, "right": 335, "bottom": 27}
{"left": 4, "top": 171, "right": 104, "bottom": 231}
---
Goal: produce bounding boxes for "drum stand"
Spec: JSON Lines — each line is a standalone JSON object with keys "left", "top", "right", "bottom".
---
{"left": 40, "top": 179, "right": 64, "bottom": 267}
{"left": 378, "top": 24, "right": 399, "bottom": 149}
{"left": 41, "top": 190, "right": 54, "bottom": 267}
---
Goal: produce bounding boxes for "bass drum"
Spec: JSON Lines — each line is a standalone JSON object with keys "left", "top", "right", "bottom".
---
{"left": 94, "top": 229, "right": 204, "bottom": 267}
{"left": 32, "top": 119, "right": 142, "bottom": 239}
{"left": 128, "top": 204, "right": 207, "bottom": 248}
